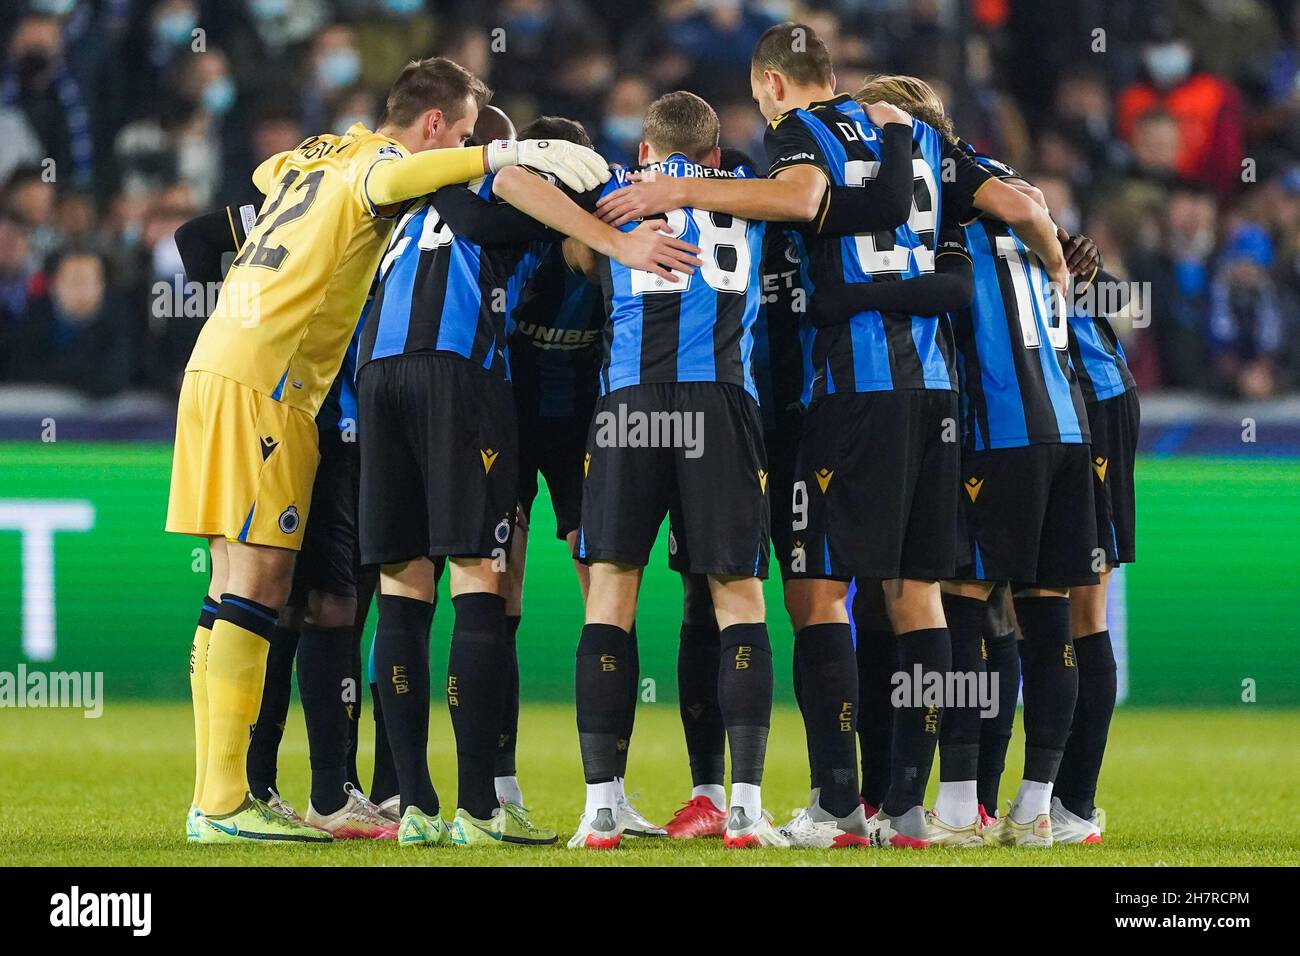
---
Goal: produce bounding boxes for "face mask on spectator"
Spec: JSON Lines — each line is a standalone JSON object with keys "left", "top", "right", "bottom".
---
{"left": 317, "top": 48, "right": 361, "bottom": 91}
{"left": 203, "top": 77, "right": 236, "bottom": 116}
{"left": 507, "top": 10, "right": 548, "bottom": 37}
{"left": 603, "top": 116, "right": 642, "bottom": 144}
{"left": 250, "top": 0, "right": 290, "bottom": 19}
{"left": 1144, "top": 41, "right": 1192, "bottom": 88}
{"left": 14, "top": 50, "right": 54, "bottom": 82}
{"left": 384, "top": 0, "right": 425, "bottom": 16}
{"left": 32, "top": 0, "right": 78, "bottom": 15}
{"left": 155, "top": 9, "right": 199, "bottom": 47}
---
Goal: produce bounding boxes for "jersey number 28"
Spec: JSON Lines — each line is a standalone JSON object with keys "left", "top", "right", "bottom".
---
{"left": 629, "top": 208, "right": 752, "bottom": 296}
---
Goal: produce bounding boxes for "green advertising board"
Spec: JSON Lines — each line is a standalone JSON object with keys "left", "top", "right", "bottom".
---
{"left": 0, "top": 442, "right": 1297, "bottom": 706}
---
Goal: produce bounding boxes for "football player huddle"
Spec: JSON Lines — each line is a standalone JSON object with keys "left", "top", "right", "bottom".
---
{"left": 168, "top": 21, "right": 1136, "bottom": 852}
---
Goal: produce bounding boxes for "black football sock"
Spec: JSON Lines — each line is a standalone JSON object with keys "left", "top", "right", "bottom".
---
{"left": 346, "top": 633, "right": 362, "bottom": 791}
{"left": 978, "top": 627, "right": 1020, "bottom": 815}
{"left": 853, "top": 592, "right": 897, "bottom": 809}
{"left": 1014, "top": 596, "right": 1078, "bottom": 785}
{"left": 794, "top": 623, "right": 859, "bottom": 817}
{"left": 615, "top": 624, "right": 640, "bottom": 778}
{"left": 718, "top": 623, "right": 773, "bottom": 786}
{"left": 938, "top": 594, "right": 987, "bottom": 787}
{"left": 495, "top": 614, "right": 521, "bottom": 777}
{"left": 368, "top": 676, "right": 398, "bottom": 804}
{"left": 882, "top": 628, "right": 950, "bottom": 817}
{"left": 447, "top": 592, "right": 510, "bottom": 820}
{"left": 354, "top": 566, "right": 395, "bottom": 801}
{"left": 792, "top": 642, "right": 817, "bottom": 788}
{"left": 677, "top": 621, "right": 724, "bottom": 787}
{"left": 296, "top": 623, "right": 354, "bottom": 815}
{"left": 247, "top": 623, "right": 299, "bottom": 800}
{"left": 576, "top": 623, "right": 631, "bottom": 784}
{"left": 374, "top": 594, "right": 438, "bottom": 816}
{"left": 1055, "top": 630, "right": 1117, "bottom": 819}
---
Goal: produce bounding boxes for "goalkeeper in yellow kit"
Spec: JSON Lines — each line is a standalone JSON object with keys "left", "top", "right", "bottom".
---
{"left": 168, "top": 57, "right": 688, "bottom": 843}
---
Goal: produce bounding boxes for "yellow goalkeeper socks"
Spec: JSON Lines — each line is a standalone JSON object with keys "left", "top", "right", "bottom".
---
{"left": 189, "top": 599, "right": 220, "bottom": 807}
{"left": 201, "top": 595, "right": 278, "bottom": 816}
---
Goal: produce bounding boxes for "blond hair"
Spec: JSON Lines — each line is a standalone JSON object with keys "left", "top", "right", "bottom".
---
{"left": 854, "top": 74, "right": 955, "bottom": 142}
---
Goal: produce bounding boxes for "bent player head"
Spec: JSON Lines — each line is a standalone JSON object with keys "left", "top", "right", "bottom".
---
{"left": 854, "top": 74, "right": 956, "bottom": 142}
{"left": 378, "top": 56, "right": 491, "bottom": 153}
{"left": 639, "top": 91, "right": 720, "bottom": 167}
{"left": 749, "top": 22, "right": 836, "bottom": 121}
{"left": 518, "top": 115, "right": 594, "bottom": 150}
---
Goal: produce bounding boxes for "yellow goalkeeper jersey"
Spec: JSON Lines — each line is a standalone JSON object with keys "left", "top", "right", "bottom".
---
{"left": 185, "top": 124, "right": 409, "bottom": 415}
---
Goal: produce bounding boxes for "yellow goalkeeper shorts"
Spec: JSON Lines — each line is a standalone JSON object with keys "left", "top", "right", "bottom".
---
{"left": 165, "top": 370, "right": 320, "bottom": 549}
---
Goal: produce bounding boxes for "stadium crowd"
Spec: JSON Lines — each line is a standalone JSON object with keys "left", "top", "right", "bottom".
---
{"left": 0, "top": 0, "right": 1298, "bottom": 400}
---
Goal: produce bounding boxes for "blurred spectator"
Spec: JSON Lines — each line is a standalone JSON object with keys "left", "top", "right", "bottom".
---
{"left": 301, "top": 23, "right": 361, "bottom": 131}
{"left": 596, "top": 75, "right": 652, "bottom": 168}
{"left": 1119, "top": 108, "right": 1183, "bottom": 189}
{"left": 2, "top": 13, "right": 94, "bottom": 190}
{"left": 1208, "top": 223, "right": 1292, "bottom": 398}
{"left": 0, "top": 210, "right": 35, "bottom": 332}
{"left": 8, "top": 248, "right": 132, "bottom": 396}
{"left": 3, "top": 164, "right": 60, "bottom": 265}
{"left": 1117, "top": 21, "right": 1245, "bottom": 198}
{"left": 1127, "top": 180, "right": 1220, "bottom": 390}
{"left": 0, "top": 0, "right": 1297, "bottom": 400}
{"left": 0, "top": 103, "right": 43, "bottom": 184}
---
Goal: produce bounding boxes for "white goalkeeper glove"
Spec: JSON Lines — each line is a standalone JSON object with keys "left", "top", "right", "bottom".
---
{"left": 486, "top": 139, "right": 611, "bottom": 193}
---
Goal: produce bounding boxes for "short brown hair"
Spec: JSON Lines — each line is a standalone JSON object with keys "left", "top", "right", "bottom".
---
{"left": 380, "top": 57, "right": 491, "bottom": 128}
{"left": 854, "top": 74, "right": 955, "bottom": 142}
{"left": 518, "top": 115, "right": 593, "bottom": 149}
{"left": 643, "top": 91, "right": 719, "bottom": 162}
{"left": 751, "top": 22, "right": 834, "bottom": 87}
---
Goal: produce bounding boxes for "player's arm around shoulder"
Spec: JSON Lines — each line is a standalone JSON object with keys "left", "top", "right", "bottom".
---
{"left": 593, "top": 162, "right": 827, "bottom": 227}
{"left": 490, "top": 164, "right": 701, "bottom": 281}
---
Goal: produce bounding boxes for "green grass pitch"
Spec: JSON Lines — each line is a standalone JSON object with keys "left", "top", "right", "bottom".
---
{"left": 2, "top": 703, "right": 1297, "bottom": 866}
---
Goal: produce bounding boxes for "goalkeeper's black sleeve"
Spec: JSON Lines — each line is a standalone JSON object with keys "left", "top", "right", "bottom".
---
{"left": 174, "top": 207, "right": 249, "bottom": 284}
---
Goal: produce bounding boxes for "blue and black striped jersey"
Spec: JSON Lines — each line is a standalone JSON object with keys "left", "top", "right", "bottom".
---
{"left": 358, "top": 173, "right": 548, "bottom": 376}
{"left": 592, "top": 155, "right": 767, "bottom": 400}
{"left": 764, "top": 94, "right": 991, "bottom": 399}
{"left": 1068, "top": 301, "right": 1136, "bottom": 404}
{"left": 950, "top": 150, "right": 1089, "bottom": 450}
{"left": 509, "top": 244, "right": 605, "bottom": 418}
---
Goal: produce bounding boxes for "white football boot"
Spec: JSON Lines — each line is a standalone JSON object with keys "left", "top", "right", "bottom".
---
{"left": 724, "top": 807, "right": 791, "bottom": 849}
{"left": 780, "top": 793, "right": 871, "bottom": 848}
{"left": 1049, "top": 797, "right": 1104, "bottom": 845}
{"left": 567, "top": 806, "right": 623, "bottom": 849}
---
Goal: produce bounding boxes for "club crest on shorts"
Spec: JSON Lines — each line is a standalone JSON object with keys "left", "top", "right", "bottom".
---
{"left": 278, "top": 505, "right": 300, "bottom": 534}
{"left": 668, "top": 528, "right": 678, "bottom": 556}
{"left": 494, "top": 517, "right": 511, "bottom": 544}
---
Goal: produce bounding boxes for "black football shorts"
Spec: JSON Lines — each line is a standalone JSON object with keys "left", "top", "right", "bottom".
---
{"left": 358, "top": 353, "right": 518, "bottom": 566}
{"left": 576, "top": 382, "right": 769, "bottom": 578}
